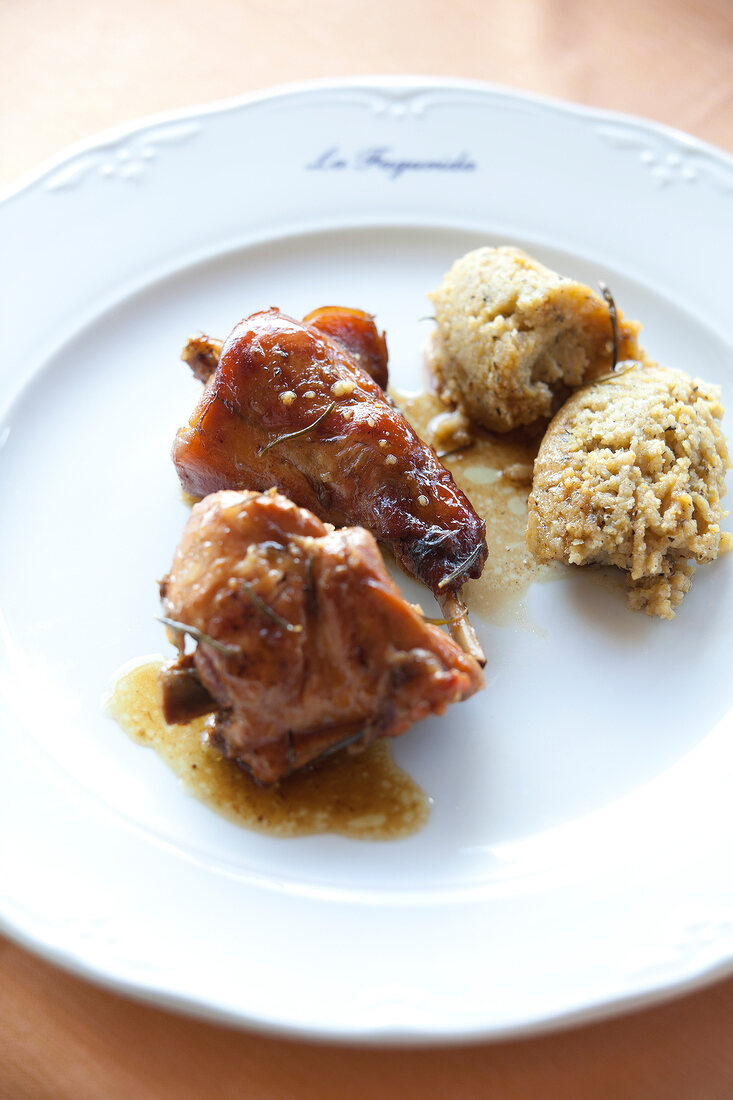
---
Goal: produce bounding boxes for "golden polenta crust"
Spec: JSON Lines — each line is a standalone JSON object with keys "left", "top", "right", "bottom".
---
{"left": 428, "top": 246, "right": 642, "bottom": 432}
{"left": 526, "top": 363, "right": 731, "bottom": 618}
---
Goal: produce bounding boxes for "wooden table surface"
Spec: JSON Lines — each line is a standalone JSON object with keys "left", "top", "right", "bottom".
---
{"left": 2, "top": 1, "right": 733, "bottom": 1096}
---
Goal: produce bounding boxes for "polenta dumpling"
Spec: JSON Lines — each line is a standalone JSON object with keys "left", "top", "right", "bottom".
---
{"left": 428, "top": 246, "right": 642, "bottom": 432}
{"left": 526, "top": 363, "right": 731, "bottom": 618}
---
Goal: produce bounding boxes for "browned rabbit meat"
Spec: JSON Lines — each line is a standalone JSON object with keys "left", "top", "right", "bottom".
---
{"left": 159, "top": 489, "right": 484, "bottom": 784}
{"left": 173, "top": 308, "right": 487, "bottom": 599}
{"left": 182, "top": 306, "right": 389, "bottom": 390}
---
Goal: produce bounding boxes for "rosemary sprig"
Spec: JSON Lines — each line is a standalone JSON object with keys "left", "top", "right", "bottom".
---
{"left": 241, "top": 582, "right": 303, "bottom": 633}
{"left": 436, "top": 441, "right": 475, "bottom": 460}
{"left": 293, "top": 726, "right": 366, "bottom": 774}
{"left": 157, "top": 616, "right": 241, "bottom": 657}
{"left": 257, "top": 401, "right": 336, "bottom": 456}
{"left": 436, "top": 544, "right": 482, "bottom": 590}
{"left": 581, "top": 360, "right": 638, "bottom": 388}
{"left": 598, "top": 281, "right": 619, "bottom": 370}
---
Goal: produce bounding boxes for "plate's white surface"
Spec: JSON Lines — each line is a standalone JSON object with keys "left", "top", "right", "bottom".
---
{"left": 1, "top": 78, "right": 733, "bottom": 1042}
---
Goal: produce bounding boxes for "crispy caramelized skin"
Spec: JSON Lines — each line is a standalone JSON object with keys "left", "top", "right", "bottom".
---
{"left": 173, "top": 308, "right": 487, "bottom": 596}
{"left": 159, "top": 490, "right": 484, "bottom": 784}
{"left": 181, "top": 334, "right": 223, "bottom": 384}
{"left": 182, "top": 307, "right": 388, "bottom": 390}
{"left": 302, "top": 306, "right": 389, "bottom": 390}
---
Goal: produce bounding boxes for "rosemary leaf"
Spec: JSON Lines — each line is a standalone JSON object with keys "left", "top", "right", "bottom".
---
{"left": 436, "top": 442, "right": 474, "bottom": 460}
{"left": 422, "top": 610, "right": 467, "bottom": 626}
{"left": 598, "top": 281, "right": 619, "bottom": 370}
{"left": 241, "top": 582, "right": 303, "bottom": 633}
{"left": 257, "top": 401, "right": 336, "bottom": 456}
{"left": 157, "top": 616, "right": 241, "bottom": 657}
{"left": 304, "top": 553, "right": 317, "bottom": 615}
{"left": 436, "top": 544, "right": 482, "bottom": 590}
{"left": 584, "top": 361, "right": 638, "bottom": 387}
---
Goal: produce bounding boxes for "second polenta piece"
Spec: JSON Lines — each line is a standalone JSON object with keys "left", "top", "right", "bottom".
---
{"left": 526, "top": 363, "right": 731, "bottom": 619}
{"left": 428, "top": 246, "right": 642, "bottom": 432}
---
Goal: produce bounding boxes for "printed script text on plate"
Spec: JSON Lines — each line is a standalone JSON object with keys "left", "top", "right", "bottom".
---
{"left": 306, "top": 147, "right": 477, "bottom": 180}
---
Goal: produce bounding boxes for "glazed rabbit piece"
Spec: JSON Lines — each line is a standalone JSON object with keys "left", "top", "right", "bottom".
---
{"left": 181, "top": 306, "right": 389, "bottom": 389}
{"left": 172, "top": 308, "right": 487, "bottom": 597}
{"left": 160, "top": 490, "right": 484, "bottom": 784}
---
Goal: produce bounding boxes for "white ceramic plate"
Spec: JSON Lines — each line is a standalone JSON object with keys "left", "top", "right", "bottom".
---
{"left": 1, "top": 78, "right": 732, "bottom": 1043}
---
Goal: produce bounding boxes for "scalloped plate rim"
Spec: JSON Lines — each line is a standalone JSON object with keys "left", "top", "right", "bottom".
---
{"left": 3, "top": 74, "right": 733, "bottom": 204}
{"left": 1, "top": 76, "right": 732, "bottom": 1044}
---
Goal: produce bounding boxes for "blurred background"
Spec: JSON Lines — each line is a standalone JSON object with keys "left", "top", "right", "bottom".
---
{"left": 1, "top": 0, "right": 731, "bottom": 189}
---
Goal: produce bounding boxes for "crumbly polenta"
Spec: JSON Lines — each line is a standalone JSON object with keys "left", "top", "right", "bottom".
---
{"left": 526, "top": 363, "right": 731, "bottom": 618}
{"left": 428, "top": 246, "right": 642, "bottom": 432}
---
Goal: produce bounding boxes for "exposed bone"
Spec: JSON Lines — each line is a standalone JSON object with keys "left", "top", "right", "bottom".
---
{"left": 438, "top": 592, "right": 486, "bottom": 667}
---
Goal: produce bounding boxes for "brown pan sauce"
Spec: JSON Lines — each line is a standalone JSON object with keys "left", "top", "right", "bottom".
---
{"left": 108, "top": 390, "right": 555, "bottom": 839}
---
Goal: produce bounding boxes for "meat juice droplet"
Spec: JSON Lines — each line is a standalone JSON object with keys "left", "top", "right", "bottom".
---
{"left": 105, "top": 660, "right": 430, "bottom": 840}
